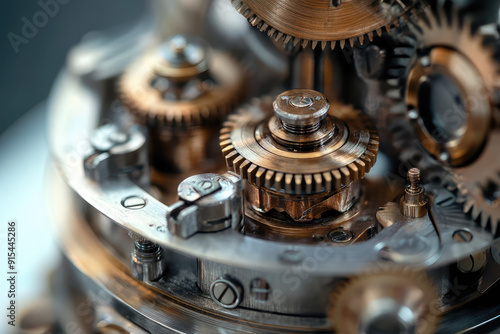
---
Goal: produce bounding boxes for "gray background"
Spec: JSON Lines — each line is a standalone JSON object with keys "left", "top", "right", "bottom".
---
{"left": 0, "top": 0, "right": 146, "bottom": 134}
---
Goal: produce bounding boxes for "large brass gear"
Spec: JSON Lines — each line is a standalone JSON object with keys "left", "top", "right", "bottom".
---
{"left": 231, "top": 0, "right": 424, "bottom": 49}
{"left": 382, "top": 7, "right": 500, "bottom": 234}
{"left": 220, "top": 91, "right": 379, "bottom": 196}
{"left": 119, "top": 36, "right": 245, "bottom": 127}
{"left": 405, "top": 7, "right": 499, "bottom": 167}
{"left": 330, "top": 266, "right": 439, "bottom": 334}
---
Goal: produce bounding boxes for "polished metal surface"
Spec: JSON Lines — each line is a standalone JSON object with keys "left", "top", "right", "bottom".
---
{"left": 167, "top": 172, "right": 243, "bottom": 238}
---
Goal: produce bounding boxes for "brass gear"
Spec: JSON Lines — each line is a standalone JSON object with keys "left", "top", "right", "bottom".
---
{"left": 231, "top": 0, "right": 424, "bottom": 49}
{"left": 220, "top": 92, "right": 379, "bottom": 195}
{"left": 405, "top": 7, "right": 500, "bottom": 167}
{"left": 330, "top": 266, "right": 439, "bottom": 334}
{"left": 383, "top": 7, "right": 500, "bottom": 235}
{"left": 119, "top": 36, "right": 245, "bottom": 127}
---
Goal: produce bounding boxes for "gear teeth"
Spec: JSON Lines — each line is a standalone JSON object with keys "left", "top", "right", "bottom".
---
{"left": 265, "top": 170, "right": 275, "bottom": 188}
{"left": 340, "top": 167, "right": 350, "bottom": 185}
{"left": 233, "top": 155, "right": 245, "bottom": 171}
{"left": 332, "top": 170, "right": 342, "bottom": 189}
{"left": 119, "top": 51, "right": 244, "bottom": 128}
{"left": 358, "top": 35, "right": 364, "bottom": 46}
{"left": 294, "top": 175, "right": 302, "bottom": 194}
{"left": 239, "top": 159, "right": 251, "bottom": 179}
{"left": 275, "top": 172, "right": 284, "bottom": 191}
{"left": 323, "top": 172, "right": 332, "bottom": 192}
{"left": 219, "top": 140, "right": 232, "bottom": 151}
{"left": 220, "top": 101, "right": 378, "bottom": 195}
{"left": 231, "top": 0, "right": 421, "bottom": 50}
{"left": 367, "top": 31, "right": 374, "bottom": 42}
{"left": 224, "top": 149, "right": 239, "bottom": 167}
{"left": 255, "top": 167, "right": 267, "bottom": 187}
{"left": 304, "top": 174, "right": 313, "bottom": 194}
{"left": 314, "top": 174, "right": 323, "bottom": 193}
{"left": 285, "top": 174, "right": 294, "bottom": 193}
{"left": 247, "top": 164, "right": 258, "bottom": 184}
{"left": 492, "top": 221, "right": 499, "bottom": 236}
{"left": 331, "top": 265, "right": 439, "bottom": 334}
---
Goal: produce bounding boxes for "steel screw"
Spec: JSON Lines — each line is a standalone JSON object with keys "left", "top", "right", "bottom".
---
{"left": 453, "top": 229, "right": 473, "bottom": 243}
{"left": 121, "top": 196, "right": 147, "bottom": 210}
{"left": 210, "top": 278, "right": 242, "bottom": 309}
{"left": 328, "top": 229, "right": 353, "bottom": 243}
{"left": 290, "top": 95, "right": 314, "bottom": 108}
{"left": 250, "top": 278, "right": 271, "bottom": 301}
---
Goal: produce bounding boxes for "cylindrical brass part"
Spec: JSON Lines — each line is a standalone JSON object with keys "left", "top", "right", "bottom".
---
{"left": 400, "top": 168, "right": 428, "bottom": 218}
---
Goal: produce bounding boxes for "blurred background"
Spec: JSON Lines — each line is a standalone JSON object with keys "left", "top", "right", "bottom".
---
{"left": 0, "top": 2, "right": 147, "bottom": 333}
{"left": 0, "top": 0, "right": 146, "bottom": 134}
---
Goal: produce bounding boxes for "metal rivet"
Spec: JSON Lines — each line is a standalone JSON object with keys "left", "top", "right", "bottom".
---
{"left": 452, "top": 229, "right": 473, "bottom": 243}
{"left": 121, "top": 196, "right": 147, "bottom": 210}
{"left": 250, "top": 278, "right": 271, "bottom": 301}
{"left": 210, "top": 278, "right": 242, "bottom": 309}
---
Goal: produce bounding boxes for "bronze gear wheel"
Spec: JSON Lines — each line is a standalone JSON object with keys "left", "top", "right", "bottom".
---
{"left": 119, "top": 38, "right": 245, "bottom": 127}
{"left": 409, "top": 8, "right": 500, "bottom": 236}
{"left": 405, "top": 7, "right": 500, "bottom": 168}
{"left": 219, "top": 93, "right": 379, "bottom": 195}
{"left": 330, "top": 266, "right": 439, "bottom": 334}
{"left": 383, "top": 7, "right": 500, "bottom": 235}
{"left": 230, "top": 0, "right": 424, "bottom": 50}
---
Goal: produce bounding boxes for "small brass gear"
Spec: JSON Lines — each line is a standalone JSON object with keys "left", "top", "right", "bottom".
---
{"left": 220, "top": 90, "right": 379, "bottom": 195}
{"left": 330, "top": 266, "right": 439, "bottom": 334}
{"left": 119, "top": 35, "right": 245, "bottom": 127}
{"left": 454, "top": 139, "right": 500, "bottom": 236}
{"left": 231, "top": 0, "right": 425, "bottom": 49}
